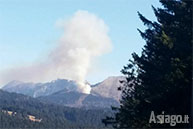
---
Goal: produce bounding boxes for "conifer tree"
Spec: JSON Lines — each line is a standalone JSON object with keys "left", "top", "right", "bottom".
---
{"left": 103, "top": 0, "right": 192, "bottom": 128}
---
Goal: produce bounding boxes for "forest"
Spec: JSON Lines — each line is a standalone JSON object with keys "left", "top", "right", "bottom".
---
{"left": 0, "top": 90, "right": 112, "bottom": 129}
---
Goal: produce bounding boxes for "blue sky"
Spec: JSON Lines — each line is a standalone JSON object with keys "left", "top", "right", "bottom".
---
{"left": 0, "top": 0, "right": 161, "bottom": 84}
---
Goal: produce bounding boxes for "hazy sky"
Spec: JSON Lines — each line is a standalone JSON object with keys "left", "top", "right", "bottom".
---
{"left": 0, "top": 0, "right": 161, "bottom": 86}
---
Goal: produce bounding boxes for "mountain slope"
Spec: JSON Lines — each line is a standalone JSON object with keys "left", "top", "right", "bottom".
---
{"left": 2, "top": 79, "right": 78, "bottom": 97}
{"left": 0, "top": 90, "right": 112, "bottom": 128}
{"left": 38, "top": 90, "right": 119, "bottom": 109}
{"left": 91, "top": 76, "right": 125, "bottom": 101}
{"left": 2, "top": 76, "right": 124, "bottom": 109}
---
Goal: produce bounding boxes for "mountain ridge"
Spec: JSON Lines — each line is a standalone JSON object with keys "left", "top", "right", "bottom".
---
{"left": 2, "top": 76, "right": 124, "bottom": 109}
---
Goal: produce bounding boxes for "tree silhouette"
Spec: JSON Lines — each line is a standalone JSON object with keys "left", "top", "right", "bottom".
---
{"left": 103, "top": 0, "right": 192, "bottom": 128}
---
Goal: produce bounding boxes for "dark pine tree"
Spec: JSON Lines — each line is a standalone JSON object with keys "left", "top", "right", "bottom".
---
{"left": 103, "top": 0, "right": 192, "bottom": 128}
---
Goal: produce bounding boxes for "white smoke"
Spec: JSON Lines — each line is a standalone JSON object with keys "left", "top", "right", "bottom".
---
{"left": 0, "top": 10, "right": 112, "bottom": 94}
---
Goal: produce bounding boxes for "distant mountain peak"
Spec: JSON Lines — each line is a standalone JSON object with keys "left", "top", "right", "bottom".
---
{"left": 6, "top": 80, "right": 23, "bottom": 86}
{"left": 91, "top": 76, "right": 125, "bottom": 101}
{"left": 2, "top": 78, "right": 78, "bottom": 98}
{"left": 2, "top": 76, "right": 124, "bottom": 109}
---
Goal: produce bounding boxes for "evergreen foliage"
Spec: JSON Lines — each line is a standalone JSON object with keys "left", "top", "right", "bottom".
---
{"left": 0, "top": 90, "right": 112, "bottom": 129}
{"left": 103, "top": 0, "right": 192, "bottom": 128}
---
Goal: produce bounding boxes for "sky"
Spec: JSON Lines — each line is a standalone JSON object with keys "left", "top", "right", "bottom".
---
{"left": 0, "top": 0, "right": 161, "bottom": 87}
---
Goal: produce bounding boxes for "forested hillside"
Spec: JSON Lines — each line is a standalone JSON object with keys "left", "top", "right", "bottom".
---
{"left": 0, "top": 90, "right": 112, "bottom": 129}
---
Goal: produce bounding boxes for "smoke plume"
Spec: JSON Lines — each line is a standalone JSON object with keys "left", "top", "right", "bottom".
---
{"left": 0, "top": 10, "right": 112, "bottom": 94}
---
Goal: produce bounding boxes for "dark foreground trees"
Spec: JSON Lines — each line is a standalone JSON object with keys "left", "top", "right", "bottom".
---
{"left": 103, "top": 0, "right": 192, "bottom": 128}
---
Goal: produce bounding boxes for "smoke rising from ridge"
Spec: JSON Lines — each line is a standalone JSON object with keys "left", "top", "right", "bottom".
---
{"left": 0, "top": 10, "right": 112, "bottom": 94}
